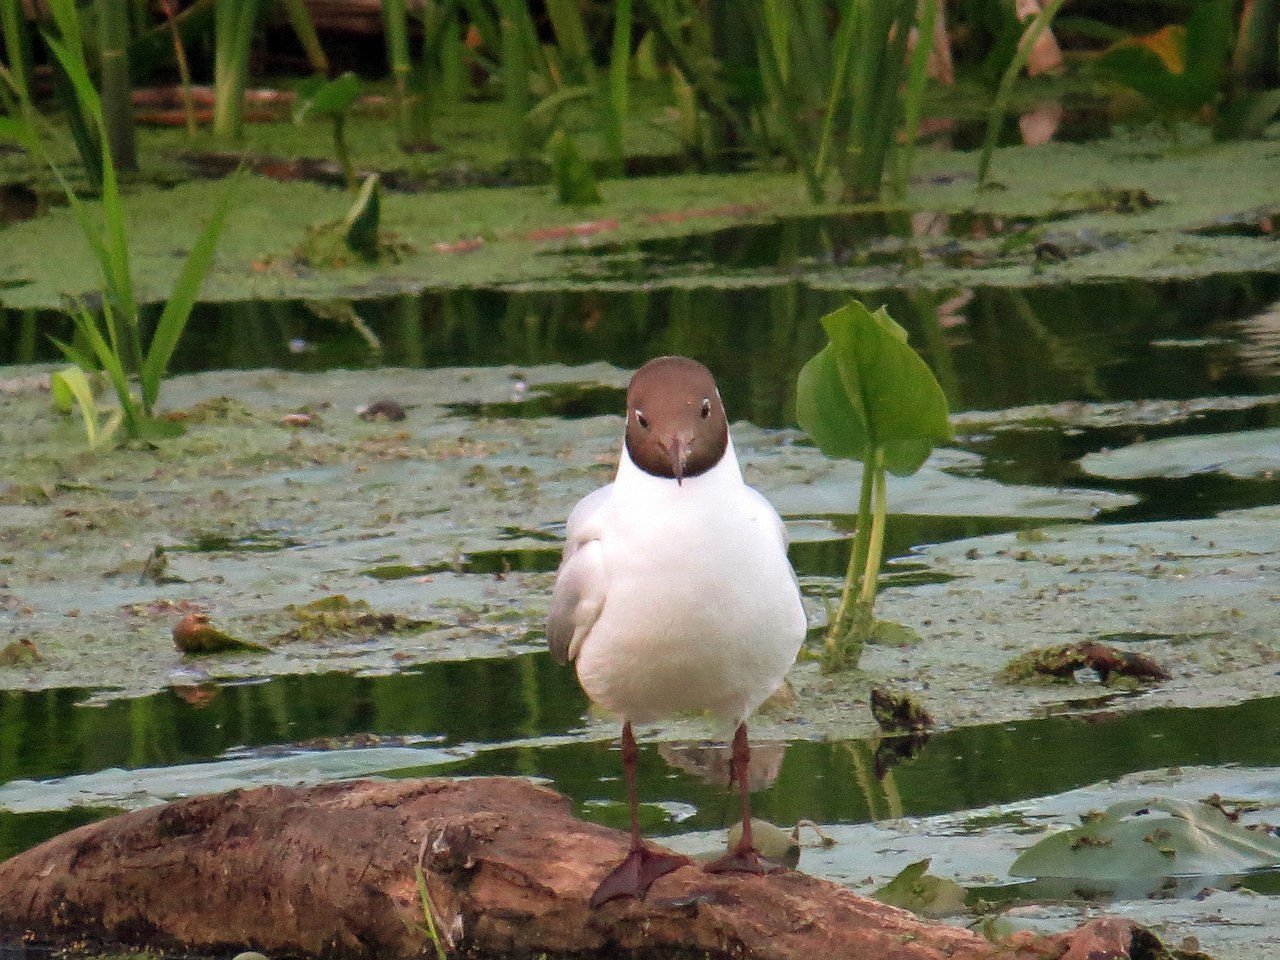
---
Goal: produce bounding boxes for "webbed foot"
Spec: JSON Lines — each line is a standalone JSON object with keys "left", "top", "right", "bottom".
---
{"left": 589, "top": 845, "right": 692, "bottom": 906}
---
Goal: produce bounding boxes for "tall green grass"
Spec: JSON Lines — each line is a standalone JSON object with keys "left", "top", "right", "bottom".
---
{"left": 977, "top": 0, "right": 1066, "bottom": 187}
{"left": 750, "top": 0, "right": 929, "bottom": 201}
{"left": 95, "top": 0, "right": 138, "bottom": 171}
{"left": 0, "top": 33, "right": 231, "bottom": 442}
{"left": 213, "top": 0, "right": 260, "bottom": 138}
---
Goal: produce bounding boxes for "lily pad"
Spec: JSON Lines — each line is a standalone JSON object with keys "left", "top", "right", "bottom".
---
{"left": 0, "top": 745, "right": 461, "bottom": 814}
{"left": 873, "top": 858, "right": 968, "bottom": 916}
{"left": 1079, "top": 427, "right": 1280, "bottom": 480}
{"left": 1010, "top": 798, "right": 1280, "bottom": 880}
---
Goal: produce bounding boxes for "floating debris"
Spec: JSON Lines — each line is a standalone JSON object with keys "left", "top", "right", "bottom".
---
{"left": 1000, "top": 641, "right": 1171, "bottom": 686}
{"left": 172, "top": 613, "right": 269, "bottom": 655}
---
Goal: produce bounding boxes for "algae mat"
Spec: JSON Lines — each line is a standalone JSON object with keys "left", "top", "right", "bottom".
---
{"left": 0, "top": 362, "right": 1276, "bottom": 743}
{"left": 3, "top": 134, "right": 1280, "bottom": 311}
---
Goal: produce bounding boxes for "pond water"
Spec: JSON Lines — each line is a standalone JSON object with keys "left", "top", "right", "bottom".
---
{"left": 4, "top": 210, "right": 1280, "bottom": 954}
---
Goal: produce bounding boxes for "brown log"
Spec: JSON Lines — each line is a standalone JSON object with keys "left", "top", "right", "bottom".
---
{"left": 0, "top": 777, "right": 1145, "bottom": 960}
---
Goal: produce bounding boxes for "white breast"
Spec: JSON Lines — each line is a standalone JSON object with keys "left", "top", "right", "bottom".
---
{"left": 567, "top": 439, "right": 806, "bottom": 726}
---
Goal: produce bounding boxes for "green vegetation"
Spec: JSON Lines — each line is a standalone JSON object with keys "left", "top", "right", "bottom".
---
{"left": 293, "top": 71, "right": 362, "bottom": 191}
{"left": 795, "top": 300, "right": 951, "bottom": 673}
{"left": 1010, "top": 798, "right": 1280, "bottom": 881}
{"left": 1, "top": 18, "right": 230, "bottom": 443}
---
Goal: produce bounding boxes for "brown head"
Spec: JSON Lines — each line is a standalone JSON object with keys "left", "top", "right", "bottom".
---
{"left": 625, "top": 356, "right": 729, "bottom": 484}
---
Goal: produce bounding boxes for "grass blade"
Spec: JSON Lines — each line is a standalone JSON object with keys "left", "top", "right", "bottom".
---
{"left": 977, "top": 0, "right": 1067, "bottom": 187}
{"left": 95, "top": 0, "right": 138, "bottom": 171}
{"left": 894, "top": 0, "right": 940, "bottom": 196}
{"left": 0, "top": 0, "right": 34, "bottom": 114}
{"left": 140, "top": 181, "right": 232, "bottom": 410}
{"left": 64, "top": 300, "right": 141, "bottom": 437}
{"left": 603, "top": 0, "right": 633, "bottom": 175}
{"left": 50, "top": 365, "right": 102, "bottom": 447}
{"left": 42, "top": 33, "right": 103, "bottom": 133}
{"left": 815, "top": 1, "right": 859, "bottom": 181}
{"left": 279, "top": 0, "right": 328, "bottom": 74}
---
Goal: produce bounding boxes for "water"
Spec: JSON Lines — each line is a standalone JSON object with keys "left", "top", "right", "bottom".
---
{"left": 4, "top": 658, "right": 1280, "bottom": 877}
{"left": 7, "top": 273, "right": 1280, "bottom": 428}
{"left": 5, "top": 214, "right": 1280, "bottom": 930}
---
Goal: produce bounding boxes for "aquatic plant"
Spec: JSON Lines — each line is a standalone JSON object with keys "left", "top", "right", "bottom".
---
{"left": 293, "top": 71, "right": 362, "bottom": 191}
{"left": 382, "top": 0, "right": 429, "bottom": 149}
{"left": 977, "top": 0, "right": 1066, "bottom": 188}
{"left": 95, "top": 0, "right": 137, "bottom": 171}
{"left": 795, "top": 299, "right": 951, "bottom": 672}
{"left": 212, "top": 0, "right": 259, "bottom": 138}
{"left": 548, "top": 129, "right": 602, "bottom": 204}
{"left": 0, "top": 0, "right": 34, "bottom": 121}
{"left": 50, "top": 365, "right": 118, "bottom": 448}
{"left": 0, "top": 34, "right": 230, "bottom": 443}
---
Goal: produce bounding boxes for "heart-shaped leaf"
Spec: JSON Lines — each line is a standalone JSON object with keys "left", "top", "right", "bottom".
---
{"left": 294, "top": 71, "right": 360, "bottom": 122}
{"left": 796, "top": 300, "right": 951, "bottom": 477}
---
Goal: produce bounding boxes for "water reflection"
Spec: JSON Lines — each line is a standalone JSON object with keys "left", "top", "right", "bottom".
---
{"left": 5, "top": 649, "right": 1280, "bottom": 870}
{"left": 0, "top": 655, "right": 587, "bottom": 789}
{"left": 6, "top": 274, "right": 1280, "bottom": 430}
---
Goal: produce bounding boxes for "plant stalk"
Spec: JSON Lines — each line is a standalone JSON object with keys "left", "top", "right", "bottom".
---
{"left": 160, "top": 0, "right": 199, "bottom": 135}
{"left": 96, "top": 0, "right": 138, "bottom": 172}
{"left": 977, "top": 0, "right": 1066, "bottom": 187}
{"left": 333, "top": 115, "right": 356, "bottom": 191}
{"left": 0, "top": 0, "right": 34, "bottom": 119}
{"left": 828, "top": 450, "right": 876, "bottom": 644}
{"left": 858, "top": 448, "right": 887, "bottom": 606}
{"left": 213, "top": 0, "right": 260, "bottom": 139}
{"left": 382, "top": 0, "right": 415, "bottom": 146}
{"left": 279, "top": 0, "right": 328, "bottom": 75}
{"left": 894, "top": 0, "right": 940, "bottom": 196}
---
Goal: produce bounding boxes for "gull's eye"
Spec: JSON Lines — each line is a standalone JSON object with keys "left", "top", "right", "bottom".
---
{"left": 635, "top": 410, "right": 649, "bottom": 429}
{"left": 700, "top": 398, "right": 711, "bottom": 419}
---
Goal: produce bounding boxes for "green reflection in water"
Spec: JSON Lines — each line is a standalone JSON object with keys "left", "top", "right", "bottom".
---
{"left": 8, "top": 273, "right": 1280, "bottom": 430}
{"left": 4, "top": 661, "right": 1280, "bottom": 867}
{"left": 0, "top": 654, "right": 587, "bottom": 788}
{"left": 447, "top": 695, "right": 1280, "bottom": 837}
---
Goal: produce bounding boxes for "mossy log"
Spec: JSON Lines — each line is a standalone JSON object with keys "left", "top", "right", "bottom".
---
{"left": 0, "top": 777, "right": 1148, "bottom": 960}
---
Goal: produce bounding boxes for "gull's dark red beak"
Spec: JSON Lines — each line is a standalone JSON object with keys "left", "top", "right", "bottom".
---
{"left": 669, "top": 436, "right": 690, "bottom": 486}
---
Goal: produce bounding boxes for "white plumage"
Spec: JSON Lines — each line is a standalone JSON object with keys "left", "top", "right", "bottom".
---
{"left": 549, "top": 438, "right": 805, "bottom": 727}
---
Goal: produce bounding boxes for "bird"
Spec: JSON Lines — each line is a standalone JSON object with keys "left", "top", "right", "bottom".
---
{"left": 547, "top": 355, "right": 807, "bottom": 906}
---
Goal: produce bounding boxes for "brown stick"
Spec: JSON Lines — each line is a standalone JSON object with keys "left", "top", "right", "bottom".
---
{"left": 0, "top": 777, "right": 1144, "bottom": 960}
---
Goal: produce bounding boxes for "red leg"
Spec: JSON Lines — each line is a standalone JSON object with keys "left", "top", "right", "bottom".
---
{"left": 589, "top": 721, "right": 691, "bottom": 906}
{"left": 704, "top": 723, "right": 786, "bottom": 875}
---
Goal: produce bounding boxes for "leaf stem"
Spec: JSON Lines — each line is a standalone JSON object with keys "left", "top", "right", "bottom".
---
{"left": 831, "top": 449, "right": 876, "bottom": 642}
{"left": 859, "top": 448, "right": 887, "bottom": 606}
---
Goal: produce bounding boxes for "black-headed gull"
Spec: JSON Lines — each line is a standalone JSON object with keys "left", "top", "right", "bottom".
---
{"left": 548, "top": 356, "right": 806, "bottom": 905}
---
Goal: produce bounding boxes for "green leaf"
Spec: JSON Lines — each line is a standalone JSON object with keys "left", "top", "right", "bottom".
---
{"left": 873, "top": 858, "right": 968, "bottom": 917}
{"left": 342, "top": 174, "right": 382, "bottom": 261}
{"left": 42, "top": 33, "right": 103, "bottom": 137}
{"left": 293, "top": 71, "right": 360, "bottom": 122}
{"left": 64, "top": 300, "right": 141, "bottom": 437}
{"left": 0, "top": 115, "right": 39, "bottom": 151}
{"left": 548, "top": 129, "right": 602, "bottom": 205}
{"left": 1011, "top": 798, "right": 1280, "bottom": 880}
{"left": 47, "top": 334, "right": 95, "bottom": 376}
{"left": 141, "top": 179, "right": 233, "bottom": 408}
{"left": 1096, "top": 0, "right": 1232, "bottom": 113}
{"left": 795, "top": 342, "right": 869, "bottom": 460}
{"left": 50, "top": 366, "right": 105, "bottom": 447}
{"left": 795, "top": 300, "right": 951, "bottom": 477}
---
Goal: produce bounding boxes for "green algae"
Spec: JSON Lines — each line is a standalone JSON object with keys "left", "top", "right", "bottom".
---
{"left": 0, "top": 361, "right": 1277, "bottom": 741}
{"left": 3, "top": 131, "right": 1280, "bottom": 312}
